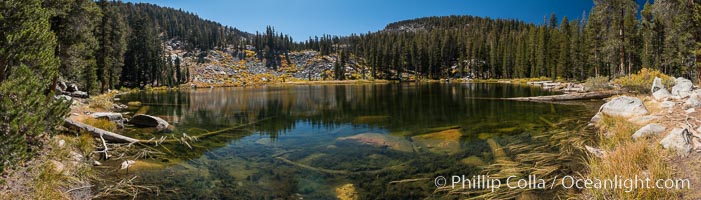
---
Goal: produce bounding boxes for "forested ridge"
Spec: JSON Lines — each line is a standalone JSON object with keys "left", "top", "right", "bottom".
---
{"left": 304, "top": 1, "right": 701, "bottom": 80}
{"left": 19, "top": 0, "right": 701, "bottom": 94}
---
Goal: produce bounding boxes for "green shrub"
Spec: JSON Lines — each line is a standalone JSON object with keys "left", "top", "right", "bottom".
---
{"left": 0, "top": 0, "right": 70, "bottom": 175}
{"left": 584, "top": 76, "right": 612, "bottom": 91}
{"left": 614, "top": 68, "right": 674, "bottom": 94}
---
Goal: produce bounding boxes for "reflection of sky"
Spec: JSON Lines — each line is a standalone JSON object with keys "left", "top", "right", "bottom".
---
{"left": 125, "top": 84, "right": 602, "bottom": 199}
{"left": 121, "top": 84, "right": 585, "bottom": 138}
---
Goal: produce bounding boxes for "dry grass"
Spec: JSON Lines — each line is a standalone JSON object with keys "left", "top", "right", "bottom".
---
{"left": 585, "top": 139, "right": 678, "bottom": 199}
{"left": 83, "top": 118, "right": 117, "bottom": 132}
{"left": 584, "top": 114, "right": 681, "bottom": 199}
{"left": 88, "top": 91, "right": 119, "bottom": 110}
{"left": 597, "top": 114, "right": 641, "bottom": 149}
{"left": 3, "top": 135, "right": 98, "bottom": 199}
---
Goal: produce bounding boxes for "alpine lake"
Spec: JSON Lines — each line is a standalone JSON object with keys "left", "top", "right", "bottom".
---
{"left": 112, "top": 82, "right": 602, "bottom": 199}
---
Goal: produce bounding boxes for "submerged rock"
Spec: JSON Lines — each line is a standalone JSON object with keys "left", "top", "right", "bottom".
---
{"left": 671, "top": 77, "right": 693, "bottom": 98}
{"left": 411, "top": 128, "right": 462, "bottom": 154}
{"left": 127, "top": 101, "right": 142, "bottom": 107}
{"left": 127, "top": 160, "right": 166, "bottom": 170}
{"left": 486, "top": 139, "right": 508, "bottom": 161}
{"left": 632, "top": 123, "right": 666, "bottom": 140}
{"left": 460, "top": 156, "right": 486, "bottom": 167}
{"left": 135, "top": 106, "right": 150, "bottom": 115}
{"left": 660, "top": 128, "right": 692, "bottom": 156}
{"left": 599, "top": 96, "right": 649, "bottom": 118}
{"left": 335, "top": 183, "right": 358, "bottom": 200}
{"left": 128, "top": 114, "right": 170, "bottom": 131}
{"left": 337, "top": 133, "right": 413, "bottom": 152}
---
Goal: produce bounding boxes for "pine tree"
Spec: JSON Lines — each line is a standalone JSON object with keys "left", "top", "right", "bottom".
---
{"left": 96, "top": 0, "right": 127, "bottom": 93}
{"left": 46, "top": 0, "right": 101, "bottom": 94}
{"left": 641, "top": 0, "right": 656, "bottom": 69}
{"left": 693, "top": 0, "right": 701, "bottom": 80}
{"left": 586, "top": 10, "right": 605, "bottom": 76}
{"left": 0, "top": 0, "right": 70, "bottom": 172}
{"left": 175, "top": 56, "right": 182, "bottom": 84}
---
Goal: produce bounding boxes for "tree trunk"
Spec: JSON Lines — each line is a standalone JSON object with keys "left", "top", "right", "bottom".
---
{"left": 619, "top": 8, "right": 626, "bottom": 75}
{"left": 63, "top": 119, "right": 140, "bottom": 143}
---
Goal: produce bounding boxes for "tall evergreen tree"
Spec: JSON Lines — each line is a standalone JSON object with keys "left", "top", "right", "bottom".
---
{"left": 45, "top": 0, "right": 101, "bottom": 94}
{"left": 0, "top": 0, "right": 70, "bottom": 172}
{"left": 95, "top": 0, "right": 127, "bottom": 92}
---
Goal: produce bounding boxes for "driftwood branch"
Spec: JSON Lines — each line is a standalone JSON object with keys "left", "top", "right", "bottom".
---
{"left": 64, "top": 119, "right": 140, "bottom": 143}
{"left": 505, "top": 90, "right": 621, "bottom": 102}
{"left": 97, "top": 133, "right": 110, "bottom": 159}
{"left": 64, "top": 117, "right": 271, "bottom": 144}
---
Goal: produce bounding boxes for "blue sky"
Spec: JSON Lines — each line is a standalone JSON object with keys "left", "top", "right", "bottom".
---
{"left": 123, "top": 0, "right": 647, "bottom": 41}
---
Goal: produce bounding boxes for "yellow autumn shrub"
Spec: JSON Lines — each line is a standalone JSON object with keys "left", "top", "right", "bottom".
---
{"left": 614, "top": 68, "right": 674, "bottom": 94}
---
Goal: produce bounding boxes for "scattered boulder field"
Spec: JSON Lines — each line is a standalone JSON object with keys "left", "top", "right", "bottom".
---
{"left": 164, "top": 40, "right": 371, "bottom": 87}
{"left": 590, "top": 76, "right": 701, "bottom": 156}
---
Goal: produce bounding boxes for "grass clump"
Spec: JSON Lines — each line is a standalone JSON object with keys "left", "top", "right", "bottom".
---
{"left": 584, "top": 76, "right": 612, "bottom": 91}
{"left": 614, "top": 68, "right": 674, "bottom": 94}
{"left": 583, "top": 113, "right": 681, "bottom": 199}
{"left": 88, "top": 91, "right": 117, "bottom": 110}
{"left": 83, "top": 118, "right": 117, "bottom": 132}
{"left": 585, "top": 139, "right": 678, "bottom": 199}
{"left": 29, "top": 136, "right": 96, "bottom": 199}
{"left": 597, "top": 114, "right": 640, "bottom": 149}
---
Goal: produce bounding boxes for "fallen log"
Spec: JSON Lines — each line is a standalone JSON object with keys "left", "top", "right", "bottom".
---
{"left": 505, "top": 90, "right": 621, "bottom": 102}
{"left": 64, "top": 119, "right": 140, "bottom": 143}
{"left": 64, "top": 117, "right": 272, "bottom": 144}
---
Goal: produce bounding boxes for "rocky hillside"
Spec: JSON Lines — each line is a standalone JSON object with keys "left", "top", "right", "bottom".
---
{"left": 165, "top": 40, "right": 370, "bottom": 87}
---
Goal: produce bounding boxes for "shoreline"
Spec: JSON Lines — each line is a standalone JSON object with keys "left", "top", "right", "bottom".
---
{"left": 3, "top": 77, "right": 669, "bottom": 199}
{"left": 148, "top": 77, "right": 575, "bottom": 91}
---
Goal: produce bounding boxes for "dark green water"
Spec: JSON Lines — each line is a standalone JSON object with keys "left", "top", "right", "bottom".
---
{"left": 115, "top": 83, "right": 600, "bottom": 199}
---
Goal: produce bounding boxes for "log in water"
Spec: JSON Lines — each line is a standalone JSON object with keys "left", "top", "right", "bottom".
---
{"left": 505, "top": 90, "right": 621, "bottom": 102}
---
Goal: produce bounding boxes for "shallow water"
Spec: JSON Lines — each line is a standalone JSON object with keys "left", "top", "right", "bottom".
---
{"left": 115, "top": 83, "right": 600, "bottom": 199}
